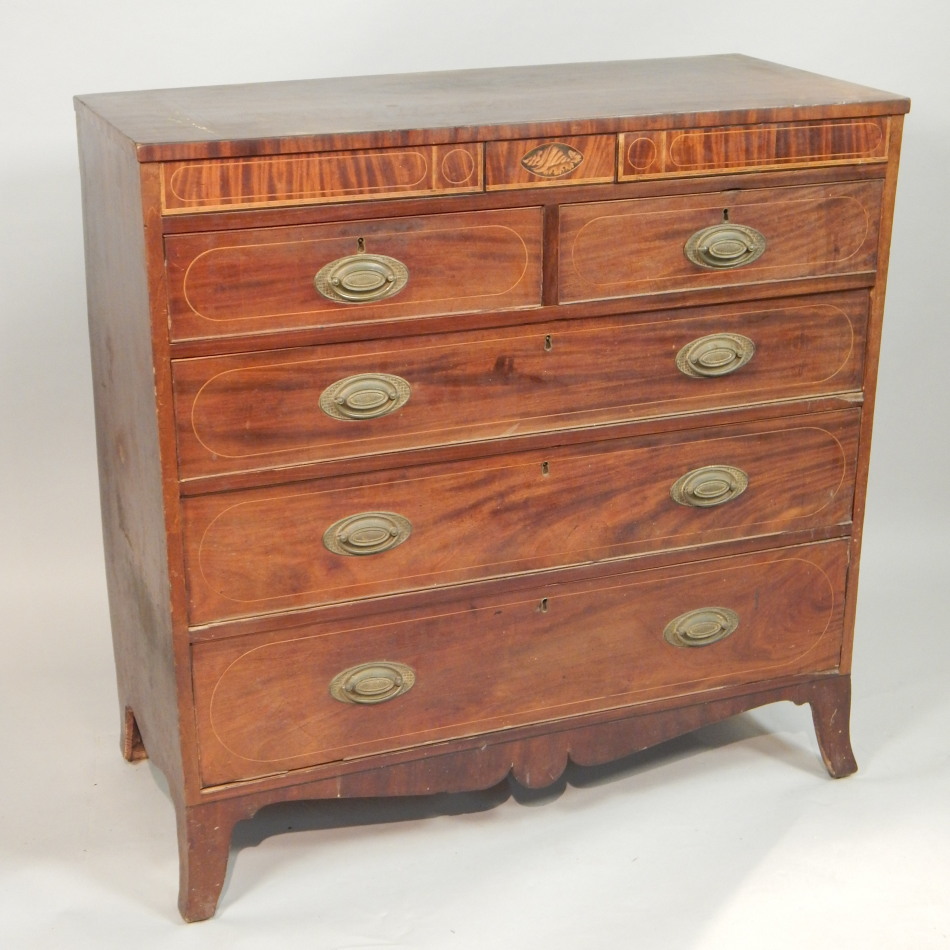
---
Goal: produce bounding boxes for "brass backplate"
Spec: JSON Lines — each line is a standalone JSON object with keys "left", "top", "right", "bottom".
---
{"left": 323, "top": 511, "right": 412, "bottom": 557}
{"left": 676, "top": 332, "right": 755, "bottom": 378}
{"left": 663, "top": 607, "right": 739, "bottom": 647}
{"left": 670, "top": 464, "right": 749, "bottom": 508}
{"left": 684, "top": 223, "right": 766, "bottom": 270}
{"left": 329, "top": 661, "right": 416, "bottom": 705}
{"left": 314, "top": 252, "right": 409, "bottom": 303}
{"left": 319, "top": 372, "right": 411, "bottom": 421}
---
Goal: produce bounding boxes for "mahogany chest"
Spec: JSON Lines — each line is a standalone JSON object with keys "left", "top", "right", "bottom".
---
{"left": 75, "top": 56, "right": 908, "bottom": 920}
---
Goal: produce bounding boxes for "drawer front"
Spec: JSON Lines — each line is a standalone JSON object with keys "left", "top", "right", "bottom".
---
{"left": 173, "top": 291, "right": 867, "bottom": 481}
{"left": 161, "top": 143, "right": 484, "bottom": 214}
{"left": 182, "top": 410, "right": 859, "bottom": 624}
{"left": 559, "top": 180, "right": 882, "bottom": 304}
{"left": 619, "top": 118, "right": 889, "bottom": 180}
{"left": 486, "top": 135, "right": 616, "bottom": 189}
{"left": 165, "top": 207, "right": 543, "bottom": 341}
{"left": 193, "top": 540, "right": 849, "bottom": 784}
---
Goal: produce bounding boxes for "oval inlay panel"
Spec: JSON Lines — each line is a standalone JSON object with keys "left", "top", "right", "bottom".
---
{"left": 521, "top": 143, "right": 585, "bottom": 178}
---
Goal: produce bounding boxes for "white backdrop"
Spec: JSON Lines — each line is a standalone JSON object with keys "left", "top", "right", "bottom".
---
{"left": 2, "top": 2, "right": 948, "bottom": 947}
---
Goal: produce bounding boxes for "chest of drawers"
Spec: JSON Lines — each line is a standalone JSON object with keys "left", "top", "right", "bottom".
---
{"left": 75, "top": 56, "right": 908, "bottom": 920}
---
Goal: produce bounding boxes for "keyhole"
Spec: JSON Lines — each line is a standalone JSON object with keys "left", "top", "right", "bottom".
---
{"left": 722, "top": 209, "right": 729, "bottom": 221}
{"left": 357, "top": 236, "right": 366, "bottom": 252}
{"left": 544, "top": 334, "right": 553, "bottom": 352}
{"left": 538, "top": 597, "right": 549, "bottom": 613}
{"left": 541, "top": 461, "right": 550, "bottom": 476}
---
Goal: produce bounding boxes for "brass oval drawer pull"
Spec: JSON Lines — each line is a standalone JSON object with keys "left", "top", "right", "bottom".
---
{"left": 676, "top": 332, "right": 755, "bottom": 378}
{"left": 670, "top": 464, "right": 749, "bottom": 508}
{"left": 684, "top": 223, "right": 766, "bottom": 270}
{"left": 323, "top": 511, "right": 412, "bottom": 556}
{"left": 663, "top": 607, "right": 739, "bottom": 648}
{"left": 330, "top": 661, "right": 416, "bottom": 705}
{"left": 320, "top": 373, "right": 411, "bottom": 421}
{"left": 314, "top": 252, "right": 409, "bottom": 303}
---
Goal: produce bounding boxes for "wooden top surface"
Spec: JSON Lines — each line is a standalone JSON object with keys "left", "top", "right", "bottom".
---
{"left": 75, "top": 55, "right": 910, "bottom": 162}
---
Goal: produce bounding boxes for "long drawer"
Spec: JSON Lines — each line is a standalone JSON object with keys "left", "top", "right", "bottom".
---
{"left": 173, "top": 290, "right": 867, "bottom": 482}
{"left": 165, "top": 207, "right": 543, "bottom": 341}
{"left": 193, "top": 539, "right": 849, "bottom": 785}
{"left": 182, "top": 410, "right": 859, "bottom": 624}
{"left": 559, "top": 180, "right": 882, "bottom": 303}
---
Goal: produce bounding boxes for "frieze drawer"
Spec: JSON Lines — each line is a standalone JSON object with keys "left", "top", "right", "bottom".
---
{"left": 161, "top": 143, "right": 485, "bottom": 214}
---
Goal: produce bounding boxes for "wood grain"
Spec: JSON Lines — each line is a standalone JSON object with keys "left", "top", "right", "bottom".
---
{"left": 75, "top": 106, "right": 188, "bottom": 789}
{"left": 161, "top": 143, "right": 484, "bottom": 213}
{"left": 619, "top": 117, "right": 889, "bottom": 180}
{"left": 839, "top": 114, "right": 907, "bottom": 673}
{"left": 75, "top": 56, "right": 908, "bottom": 162}
{"left": 172, "top": 290, "right": 868, "bottom": 482}
{"left": 165, "top": 207, "right": 543, "bottom": 341}
{"left": 175, "top": 671, "right": 855, "bottom": 919}
{"left": 181, "top": 410, "right": 859, "bottom": 624}
{"left": 560, "top": 179, "right": 883, "bottom": 303}
{"left": 192, "top": 540, "right": 848, "bottom": 784}
{"left": 75, "top": 56, "right": 906, "bottom": 921}
{"left": 486, "top": 135, "right": 615, "bottom": 190}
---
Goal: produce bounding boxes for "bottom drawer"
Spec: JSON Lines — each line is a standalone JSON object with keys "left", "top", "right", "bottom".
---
{"left": 194, "top": 540, "right": 848, "bottom": 785}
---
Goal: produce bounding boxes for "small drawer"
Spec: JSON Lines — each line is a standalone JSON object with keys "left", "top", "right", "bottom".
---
{"left": 619, "top": 118, "right": 889, "bottom": 181}
{"left": 161, "top": 143, "right": 484, "bottom": 213}
{"left": 193, "top": 539, "right": 848, "bottom": 784}
{"left": 486, "top": 135, "right": 616, "bottom": 190}
{"left": 559, "top": 180, "right": 882, "bottom": 304}
{"left": 165, "top": 207, "right": 543, "bottom": 341}
{"left": 172, "top": 290, "right": 868, "bottom": 482}
{"left": 181, "top": 410, "right": 859, "bottom": 625}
